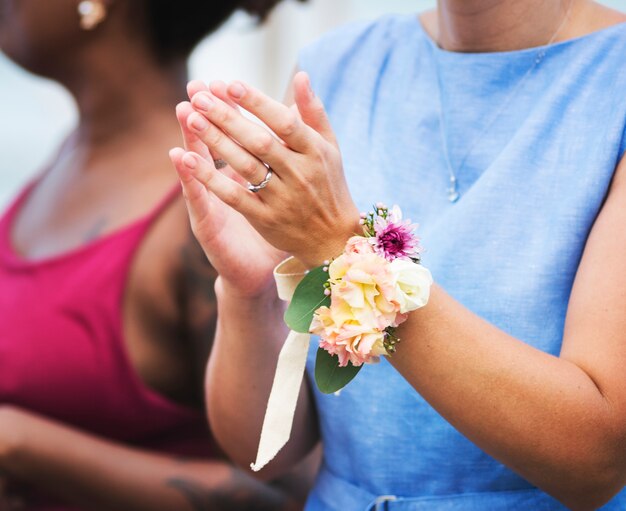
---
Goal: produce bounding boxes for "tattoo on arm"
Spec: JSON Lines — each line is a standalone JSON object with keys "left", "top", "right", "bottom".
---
{"left": 166, "top": 475, "right": 290, "bottom": 511}
{"left": 179, "top": 232, "right": 220, "bottom": 386}
{"left": 180, "top": 233, "right": 219, "bottom": 300}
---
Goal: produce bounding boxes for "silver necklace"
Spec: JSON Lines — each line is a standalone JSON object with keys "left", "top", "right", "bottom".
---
{"left": 432, "top": 2, "right": 573, "bottom": 203}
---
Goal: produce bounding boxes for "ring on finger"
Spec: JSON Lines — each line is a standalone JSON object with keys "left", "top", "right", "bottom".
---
{"left": 247, "top": 164, "right": 273, "bottom": 193}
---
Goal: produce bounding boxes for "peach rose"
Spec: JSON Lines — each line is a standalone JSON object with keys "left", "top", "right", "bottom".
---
{"left": 344, "top": 235, "right": 375, "bottom": 255}
{"left": 328, "top": 253, "right": 400, "bottom": 330}
{"left": 311, "top": 304, "right": 387, "bottom": 367}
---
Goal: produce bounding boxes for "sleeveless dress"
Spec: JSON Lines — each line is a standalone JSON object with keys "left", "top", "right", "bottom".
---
{"left": 0, "top": 183, "right": 216, "bottom": 510}
{"left": 299, "top": 14, "right": 626, "bottom": 511}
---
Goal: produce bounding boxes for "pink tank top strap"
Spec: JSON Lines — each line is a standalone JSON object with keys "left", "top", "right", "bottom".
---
{"left": 0, "top": 178, "right": 39, "bottom": 228}
{"left": 0, "top": 178, "right": 42, "bottom": 259}
{"left": 141, "top": 183, "right": 182, "bottom": 224}
{"left": 110, "top": 182, "right": 183, "bottom": 261}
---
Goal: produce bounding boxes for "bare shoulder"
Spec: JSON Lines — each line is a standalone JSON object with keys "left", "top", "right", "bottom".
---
{"left": 591, "top": 1, "right": 626, "bottom": 22}
{"left": 139, "top": 195, "right": 217, "bottom": 304}
{"left": 576, "top": 2, "right": 626, "bottom": 33}
{"left": 609, "top": 151, "right": 626, "bottom": 192}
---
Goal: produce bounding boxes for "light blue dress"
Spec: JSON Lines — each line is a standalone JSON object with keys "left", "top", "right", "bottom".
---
{"left": 299, "top": 14, "right": 626, "bottom": 511}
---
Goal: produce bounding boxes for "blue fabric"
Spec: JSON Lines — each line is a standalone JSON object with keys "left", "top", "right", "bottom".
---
{"left": 298, "top": 14, "right": 626, "bottom": 511}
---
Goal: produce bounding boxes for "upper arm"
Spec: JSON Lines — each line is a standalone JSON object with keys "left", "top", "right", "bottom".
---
{"left": 177, "top": 229, "right": 219, "bottom": 385}
{"left": 561, "top": 153, "right": 626, "bottom": 424}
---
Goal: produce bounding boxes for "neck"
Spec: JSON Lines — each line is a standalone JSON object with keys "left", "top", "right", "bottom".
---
{"left": 61, "top": 43, "right": 187, "bottom": 150}
{"left": 432, "top": 0, "right": 578, "bottom": 52}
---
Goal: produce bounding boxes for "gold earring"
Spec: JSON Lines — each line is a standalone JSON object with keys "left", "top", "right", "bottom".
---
{"left": 78, "top": 0, "right": 107, "bottom": 30}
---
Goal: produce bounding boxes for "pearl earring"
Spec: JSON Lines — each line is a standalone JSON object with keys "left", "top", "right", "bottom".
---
{"left": 78, "top": 0, "right": 107, "bottom": 30}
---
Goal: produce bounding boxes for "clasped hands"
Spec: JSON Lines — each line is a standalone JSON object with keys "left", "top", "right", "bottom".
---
{"left": 170, "top": 72, "right": 360, "bottom": 297}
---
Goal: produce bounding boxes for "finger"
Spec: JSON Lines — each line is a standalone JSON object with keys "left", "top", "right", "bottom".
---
{"left": 188, "top": 94, "right": 292, "bottom": 178}
{"left": 225, "top": 81, "right": 320, "bottom": 153}
{"left": 209, "top": 80, "right": 240, "bottom": 110}
{"left": 293, "top": 71, "right": 337, "bottom": 146}
{"left": 187, "top": 111, "right": 275, "bottom": 186}
{"left": 169, "top": 147, "right": 212, "bottom": 225}
{"left": 187, "top": 79, "right": 208, "bottom": 101}
{"left": 180, "top": 150, "right": 266, "bottom": 219}
{"left": 180, "top": 96, "right": 249, "bottom": 185}
{"left": 176, "top": 102, "right": 211, "bottom": 160}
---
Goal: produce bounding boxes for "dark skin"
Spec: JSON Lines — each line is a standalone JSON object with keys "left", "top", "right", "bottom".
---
{"left": 0, "top": 0, "right": 317, "bottom": 509}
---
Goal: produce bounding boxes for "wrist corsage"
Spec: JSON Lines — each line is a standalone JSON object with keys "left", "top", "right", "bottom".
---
{"left": 287, "top": 204, "right": 432, "bottom": 393}
{"left": 251, "top": 205, "right": 432, "bottom": 471}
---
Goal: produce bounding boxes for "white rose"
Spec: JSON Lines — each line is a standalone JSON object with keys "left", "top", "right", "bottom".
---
{"left": 388, "top": 259, "right": 433, "bottom": 313}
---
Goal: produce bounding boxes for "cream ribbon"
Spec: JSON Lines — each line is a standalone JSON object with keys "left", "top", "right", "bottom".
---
{"left": 250, "top": 257, "right": 311, "bottom": 472}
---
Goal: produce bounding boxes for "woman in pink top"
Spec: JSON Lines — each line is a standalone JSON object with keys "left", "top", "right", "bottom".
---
{"left": 0, "top": 0, "right": 312, "bottom": 509}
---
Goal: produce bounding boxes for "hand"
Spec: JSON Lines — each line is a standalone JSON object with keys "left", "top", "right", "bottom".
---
{"left": 170, "top": 81, "right": 286, "bottom": 299}
{"left": 178, "top": 72, "right": 360, "bottom": 268}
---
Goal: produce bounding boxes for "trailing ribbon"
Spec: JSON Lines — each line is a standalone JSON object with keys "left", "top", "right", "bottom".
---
{"left": 250, "top": 205, "right": 432, "bottom": 470}
{"left": 250, "top": 257, "right": 309, "bottom": 472}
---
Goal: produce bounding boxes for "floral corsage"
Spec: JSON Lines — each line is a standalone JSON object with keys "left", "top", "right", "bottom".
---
{"left": 285, "top": 204, "right": 433, "bottom": 393}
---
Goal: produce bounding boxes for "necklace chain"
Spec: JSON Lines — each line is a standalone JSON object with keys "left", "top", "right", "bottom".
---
{"left": 432, "top": 1, "right": 573, "bottom": 203}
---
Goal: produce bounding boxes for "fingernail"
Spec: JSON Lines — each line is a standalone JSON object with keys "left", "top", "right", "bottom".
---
{"left": 182, "top": 153, "right": 197, "bottom": 169}
{"left": 194, "top": 94, "right": 213, "bottom": 112}
{"left": 189, "top": 113, "right": 208, "bottom": 132}
{"left": 228, "top": 82, "right": 246, "bottom": 100}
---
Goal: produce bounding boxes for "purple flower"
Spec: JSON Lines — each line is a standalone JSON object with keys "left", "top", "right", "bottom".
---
{"left": 372, "top": 217, "right": 421, "bottom": 261}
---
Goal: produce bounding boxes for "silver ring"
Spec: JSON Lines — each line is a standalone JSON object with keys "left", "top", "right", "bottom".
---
{"left": 213, "top": 159, "right": 228, "bottom": 170}
{"left": 247, "top": 166, "right": 273, "bottom": 193}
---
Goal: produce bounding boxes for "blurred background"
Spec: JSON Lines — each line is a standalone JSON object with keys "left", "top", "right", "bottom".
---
{"left": 0, "top": 0, "right": 624, "bottom": 207}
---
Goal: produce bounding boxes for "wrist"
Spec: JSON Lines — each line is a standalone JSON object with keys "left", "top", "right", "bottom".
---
{"left": 297, "top": 211, "right": 362, "bottom": 268}
{"left": 215, "top": 269, "right": 278, "bottom": 301}
{"left": 216, "top": 276, "right": 282, "bottom": 309}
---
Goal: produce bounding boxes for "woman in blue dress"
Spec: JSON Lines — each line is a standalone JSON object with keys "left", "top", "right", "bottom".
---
{"left": 170, "top": 0, "right": 626, "bottom": 509}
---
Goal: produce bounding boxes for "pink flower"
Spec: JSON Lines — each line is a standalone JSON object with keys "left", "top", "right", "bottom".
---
{"left": 329, "top": 253, "right": 400, "bottom": 330}
{"left": 311, "top": 305, "right": 387, "bottom": 367}
{"left": 373, "top": 207, "right": 421, "bottom": 261}
{"left": 310, "top": 251, "right": 407, "bottom": 367}
{"left": 344, "top": 236, "right": 375, "bottom": 255}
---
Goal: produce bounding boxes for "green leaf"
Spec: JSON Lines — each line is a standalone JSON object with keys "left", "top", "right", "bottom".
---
{"left": 315, "top": 348, "right": 362, "bottom": 394}
{"left": 284, "top": 265, "right": 330, "bottom": 333}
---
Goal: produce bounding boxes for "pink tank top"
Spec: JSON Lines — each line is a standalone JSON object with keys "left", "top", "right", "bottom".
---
{"left": 0, "top": 182, "right": 216, "bottom": 509}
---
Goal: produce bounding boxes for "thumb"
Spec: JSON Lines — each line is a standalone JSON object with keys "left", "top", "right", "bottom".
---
{"left": 293, "top": 71, "right": 337, "bottom": 145}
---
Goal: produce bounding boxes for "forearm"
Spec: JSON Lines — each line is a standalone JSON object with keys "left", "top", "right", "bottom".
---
{"left": 207, "top": 280, "right": 319, "bottom": 478}
{"left": 392, "top": 285, "right": 624, "bottom": 509}
{"left": 1, "top": 408, "right": 299, "bottom": 511}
